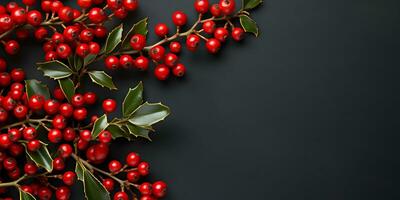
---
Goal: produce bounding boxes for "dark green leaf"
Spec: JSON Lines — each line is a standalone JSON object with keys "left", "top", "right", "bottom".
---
{"left": 58, "top": 78, "right": 75, "bottom": 102}
{"left": 19, "top": 189, "right": 36, "bottom": 200}
{"left": 242, "top": 0, "right": 263, "bottom": 10}
{"left": 121, "top": 18, "right": 148, "bottom": 51}
{"left": 126, "top": 122, "right": 151, "bottom": 140}
{"left": 128, "top": 102, "right": 170, "bottom": 127}
{"left": 84, "top": 54, "right": 97, "bottom": 66}
{"left": 74, "top": 54, "right": 83, "bottom": 71}
{"left": 107, "top": 124, "right": 133, "bottom": 140}
{"left": 37, "top": 60, "right": 74, "bottom": 79}
{"left": 25, "top": 79, "right": 51, "bottom": 100}
{"left": 123, "top": 82, "right": 143, "bottom": 118}
{"left": 75, "top": 161, "right": 84, "bottom": 181}
{"left": 103, "top": 24, "right": 123, "bottom": 54}
{"left": 83, "top": 166, "right": 111, "bottom": 200}
{"left": 91, "top": 114, "right": 108, "bottom": 139}
{"left": 239, "top": 15, "right": 259, "bottom": 37}
{"left": 25, "top": 142, "right": 53, "bottom": 172}
{"left": 88, "top": 71, "right": 117, "bottom": 90}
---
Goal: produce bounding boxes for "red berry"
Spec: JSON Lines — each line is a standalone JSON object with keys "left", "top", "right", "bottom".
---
{"left": 27, "top": 140, "right": 41, "bottom": 151}
{"left": 89, "top": 42, "right": 101, "bottom": 54}
{"left": 53, "top": 87, "right": 66, "bottom": 101}
{"left": 210, "top": 4, "right": 222, "bottom": 17}
{"left": 71, "top": 94, "right": 85, "bottom": 107}
{"left": 44, "top": 99, "right": 60, "bottom": 115}
{"left": 194, "top": 0, "right": 209, "bottom": 13}
{"left": 107, "top": 0, "right": 123, "bottom": 9}
{"left": 206, "top": 38, "right": 221, "bottom": 53}
{"left": 186, "top": 34, "right": 200, "bottom": 51}
{"left": 52, "top": 115, "right": 67, "bottom": 129}
{"left": 26, "top": 10, "right": 42, "bottom": 26}
{"left": 139, "top": 182, "right": 152, "bottom": 195}
{"left": 3, "top": 157, "right": 17, "bottom": 171}
{"left": 164, "top": 53, "right": 179, "bottom": 67}
{"left": 77, "top": 0, "right": 93, "bottom": 9}
{"left": 11, "top": 8, "right": 26, "bottom": 25}
{"left": 0, "top": 107, "right": 8, "bottom": 122}
{"left": 114, "top": 191, "right": 128, "bottom": 200}
{"left": 4, "top": 40, "right": 20, "bottom": 55}
{"left": 63, "top": 128, "right": 76, "bottom": 142}
{"left": 219, "top": 0, "right": 236, "bottom": 15}
{"left": 55, "top": 186, "right": 70, "bottom": 200}
{"left": 80, "top": 130, "right": 92, "bottom": 142}
{"left": 58, "top": 6, "right": 74, "bottom": 22}
{"left": 134, "top": 56, "right": 149, "bottom": 70}
{"left": 34, "top": 27, "right": 48, "bottom": 41}
{"left": 8, "top": 128, "right": 21, "bottom": 142}
{"left": 154, "top": 64, "right": 170, "bottom": 80}
{"left": 59, "top": 103, "right": 73, "bottom": 117}
{"left": 38, "top": 187, "right": 52, "bottom": 200}
{"left": 0, "top": 72, "right": 11, "bottom": 87}
{"left": 56, "top": 43, "right": 72, "bottom": 59}
{"left": 98, "top": 130, "right": 112, "bottom": 143}
{"left": 123, "top": 0, "right": 138, "bottom": 11}
{"left": 58, "top": 144, "right": 73, "bottom": 158}
{"left": 102, "top": 178, "right": 114, "bottom": 191}
{"left": 41, "top": 1, "right": 52, "bottom": 12}
{"left": 105, "top": 56, "right": 120, "bottom": 70}
{"left": 0, "top": 58, "right": 7, "bottom": 72}
{"left": 154, "top": 23, "right": 169, "bottom": 37}
{"left": 119, "top": 54, "right": 134, "bottom": 68}
{"left": 48, "top": 129, "right": 62, "bottom": 143}
{"left": 53, "top": 157, "right": 65, "bottom": 171}
{"left": 172, "top": 11, "right": 187, "bottom": 26}
{"left": 102, "top": 99, "right": 117, "bottom": 113}
{"left": 23, "top": 127, "right": 37, "bottom": 140}
{"left": 108, "top": 160, "right": 122, "bottom": 172}
{"left": 52, "top": 33, "right": 65, "bottom": 44}
{"left": 76, "top": 43, "right": 90, "bottom": 58}
{"left": 83, "top": 92, "right": 97, "bottom": 105}
{"left": 138, "top": 161, "right": 150, "bottom": 176}
{"left": 126, "top": 152, "right": 141, "bottom": 167}
{"left": 169, "top": 41, "right": 181, "bottom": 53}
{"left": 0, "top": 14, "right": 14, "bottom": 32}
{"left": 94, "top": 26, "right": 108, "bottom": 38}
{"left": 172, "top": 63, "right": 186, "bottom": 77}
{"left": 149, "top": 45, "right": 165, "bottom": 61}
{"left": 13, "top": 105, "right": 28, "bottom": 119}
{"left": 51, "top": 1, "right": 64, "bottom": 13}
{"left": 126, "top": 170, "right": 140, "bottom": 182}
{"left": 80, "top": 29, "right": 94, "bottom": 42}
{"left": 231, "top": 27, "right": 245, "bottom": 41}
{"left": 0, "top": 134, "right": 12, "bottom": 149}
{"left": 88, "top": 7, "right": 106, "bottom": 24}
{"left": 2, "top": 96, "right": 16, "bottom": 110}
{"left": 29, "top": 95, "right": 45, "bottom": 110}
{"left": 114, "top": 7, "right": 128, "bottom": 19}
{"left": 23, "top": 0, "right": 37, "bottom": 6}
{"left": 24, "top": 162, "right": 38, "bottom": 175}
{"left": 202, "top": 20, "right": 216, "bottom": 34}
{"left": 10, "top": 68, "right": 25, "bottom": 82}
{"left": 63, "top": 26, "right": 80, "bottom": 42}
{"left": 152, "top": 181, "right": 167, "bottom": 198}
{"left": 214, "top": 27, "right": 229, "bottom": 42}
{"left": 130, "top": 34, "right": 146, "bottom": 50}
{"left": 62, "top": 171, "right": 76, "bottom": 186}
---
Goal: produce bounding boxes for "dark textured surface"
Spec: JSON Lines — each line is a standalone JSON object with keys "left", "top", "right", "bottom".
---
{"left": 6, "top": 0, "right": 400, "bottom": 199}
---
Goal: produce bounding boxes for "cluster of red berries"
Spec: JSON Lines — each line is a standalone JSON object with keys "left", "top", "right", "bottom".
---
{"left": 0, "top": 0, "right": 138, "bottom": 58}
{"left": 104, "top": 0, "right": 245, "bottom": 81}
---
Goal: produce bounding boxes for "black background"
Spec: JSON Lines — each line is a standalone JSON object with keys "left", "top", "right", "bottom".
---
{"left": 5, "top": 0, "right": 400, "bottom": 199}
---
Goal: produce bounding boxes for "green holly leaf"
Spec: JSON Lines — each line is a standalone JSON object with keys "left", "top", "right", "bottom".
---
{"left": 37, "top": 60, "right": 74, "bottom": 79}
{"left": 19, "top": 189, "right": 36, "bottom": 200}
{"left": 107, "top": 124, "right": 134, "bottom": 140}
{"left": 88, "top": 71, "right": 117, "bottom": 90}
{"left": 239, "top": 15, "right": 259, "bottom": 37}
{"left": 74, "top": 54, "right": 83, "bottom": 71}
{"left": 128, "top": 102, "right": 170, "bottom": 127}
{"left": 75, "top": 161, "right": 84, "bottom": 181}
{"left": 84, "top": 54, "right": 97, "bottom": 66}
{"left": 242, "top": 0, "right": 263, "bottom": 10}
{"left": 121, "top": 18, "right": 148, "bottom": 51}
{"left": 58, "top": 78, "right": 75, "bottom": 102}
{"left": 123, "top": 82, "right": 143, "bottom": 118}
{"left": 25, "top": 79, "right": 51, "bottom": 99}
{"left": 25, "top": 142, "right": 53, "bottom": 172}
{"left": 103, "top": 24, "right": 123, "bottom": 54}
{"left": 91, "top": 114, "right": 108, "bottom": 139}
{"left": 126, "top": 122, "right": 151, "bottom": 140}
{"left": 83, "top": 165, "right": 111, "bottom": 200}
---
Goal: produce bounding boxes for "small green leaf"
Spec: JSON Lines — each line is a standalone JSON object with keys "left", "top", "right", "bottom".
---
{"left": 126, "top": 122, "right": 151, "bottom": 140}
{"left": 128, "top": 102, "right": 170, "bottom": 127}
{"left": 92, "top": 114, "right": 108, "bottom": 139}
{"left": 19, "top": 189, "right": 36, "bottom": 200}
{"left": 83, "top": 166, "right": 111, "bottom": 200}
{"left": 104, "top": 24, "right": 123, "bottom": 54}
{"left": 75, "top": 161, "right": 84, "bottom": 181}
{"left": 239, "top": 15, "right": 259, "bottom": 37}
{"left": 25, "top": 79, "right": 51, "bottom": 99}
{"left": 242, "top": 0, "right": 263, "bottom": 10}
{"left": 58, "top": 78, "right": 75, "bottom": 102}
{"left": 25, "top": 142, "right": 53, "bottom": 172}
{"left": 37, "top": 60, "right": 74, "bottom": 79}
{"left": 107, "top": 124, "right": 133, "bottom": 140}
{"left": 88, "top": 71, "right": 117, "bottom": 90}
{"left": 123, "top": 82, "right": 143, "bottom": 118}
{"left": 121, "top": 18, "right": 148, "bottom": 51}
{"left": 74, "top": 54, "right": 83, "bottom": 71}
{"left": 84, "top": 54, "right": 97, "bottom": 66}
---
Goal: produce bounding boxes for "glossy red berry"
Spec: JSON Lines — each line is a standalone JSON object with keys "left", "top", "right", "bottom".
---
{"left": 0, "top": 107, "right": 9, "bottom": 122}
{"left": 154, "top": 64, "right": 170, "bottom": 81}
{"left": 0, "top": 58, "right": 7, "bottom": 72}
{"left": 63, "top": 26, "right": 80, "bottom": 41}
{"left": 62, "top": 171, "right": 76, "bottom": 186}
{"left": 108, "top": 160, "right": 122, "bottom": 172}
{"left": 164, "top": 53, "right": 179, "bottom": 67}
{"left": 8, "top": 128, "right": 21, "bottom": 142}
{"left": 13, "top": 105, "right": 28, "bottom": 119}
{"left": 56, "top": 43, "right": 72, "bottom": 59}
{"left": 44, "top": 50, "right": 57, "bottom": 61}
{"left": 169, "top": 41, "right": 181, "bottom": 53}
{"left": 63, "top": 128, "right": 76, "bottom": 142}
{"left": 38, "top": 187, "right": 52, "bottom": 200}
{"left": 172, "top": 11, "right": 187, "bottom": 26}
{"left": 48, "top": 129, "right": 63, "bottom": 143}
{"left": 219, "top": 0, "right": 236, "bottom": 15}
{"left": 77, "top": 0, "right": 93, "bottom": 9}
{"left": 210, "top": 4, "right": 222, "bottom": 17}
{"left": 202, "top": 20, "right": 216, "bottom": 34}
{"left": 3, "top": 157, "right": 17, "bottom": 171}
{"left": 83, "top": 92, "right": 97, "bottom": 105}
{"left": 24, "top": 162, "right": 38, "bottom": 175}
{"left": 126, "top": 170, "right": 140, "bottom": 182}
{"left": 23, "top": 0, "right": 37, "bottom": 6}
{"left": 73, "top": 107, "right": 88, "bottom": 121}
{"left": 130, "top": 34, "right": 146, "bottom": 50}
{"left": 53, "top": 87, "right": 66, "bottom": 101}
{"left": 105, "top": 56, "right": 120, "bottom": 70}
{"left": 102, "top": 99, "right": 117, "bottom": 113}
{"left": 23, "top": 127, "right": 37, "bottom": 140}
{"left": 102, "top": 178, "right": 114, "bottom": 191}
{"left": 172, "top": 63, "right": 186, "bottom": 77}
{"left": 80, "top": 29, "right": 94, "bottom": 42}
{"left": 88, "top": 7, "right": 106, "bottom": 24}
{"left": 59, "top": 103, "right": 73, "bottom": 117}
{"left": 80, "top": 129, "right": 92, "bottom": 142}
{"left": 26, "top": 10, "right": 42, "bottom": 26}
{"left": 53, "top": 115, "right": 67, "bottom": 129}
{"left": 206, "top": 38, "right": 221, "bottom": 53}
{"left": 152, "top": 181, "right": 167, "bottom": 198}
{"left": 89, "top": 42, "right": 101, "bottom": 54}
{"left": 58, "top": 6, "right": 74, "bottom": 22}
{"left": 126, "top": 152, "right": 141, "bottom": 167}
{"left": 149, "top": 45, "right": 165, "bottom": 61}
{"left": 71, "top": 94, "right": 85, "bottom": 107}
{"left": 2, "top": 96, "right": 16, "bottom": 110}
{"left": 55, "top": 186, "right": 71, "bottom": 200}
{"left": 27, "top": 140, "right": 41, "bottom": 151}
{"left": 29, "top": 94, "right": 45, "bottom": 110}
{"left": 76, "top": 43, "right": 90, "bottom": 58}
{"left": 53, "top": 157, "right": 65, "bottom": 171}
{"left": 139, "top": 182, "right": 152, "bottom": 195}
{"left": 4, "top": 40, "right": 20, "bottom": 55}
{"left": 134, "top": 56, "right": 149, "bottom": 71}
{"left": 94, "top": 26, "right": 108, "bottom": 38}
{"left": 231, "top": 27, "right": 245, "bottom": 41}
{"left": 0, "top": 72, "right": 11, "bottom": 87}
{"left": 10, "top": 68, "right": 25, "bottom": 82}
{"left": 119, "top": 54, "right": 134, "bottom": 68}
{"left": 98, "top": 130, "right": 112, "bottom": 143}
{"left": 214, "top": 27, "right": 229, "bottom": 42}
{"left": 11, "top": 8, "right": 26, "bottom": 25}
{"left": 154, "top": 23, "right": 169, "bottom": 37}
{"left": 0, "top": 14, "right": 14, "bottom": 32}
{"left": 0, "top": 134, "right": 12, "bottom": 149}
{"left": 123, "top": 0, "right": 138, "bottom": 11}
{"left": 44, "top": 99, "right": 60, "bottom": 115}
{"left": 186, "top": 34, "right": 200, "bottom": 51}
{"left": 114, "top": 7, "right": 128, "bottom": 19}
{"left": 58, "top": 144, "right": 73, "bottom": 158}
{"left": 194, "top": 0, "right": 209, "bottom": 13}
{"left": 138, "top": 161, "right": 150, "bottom": 176}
